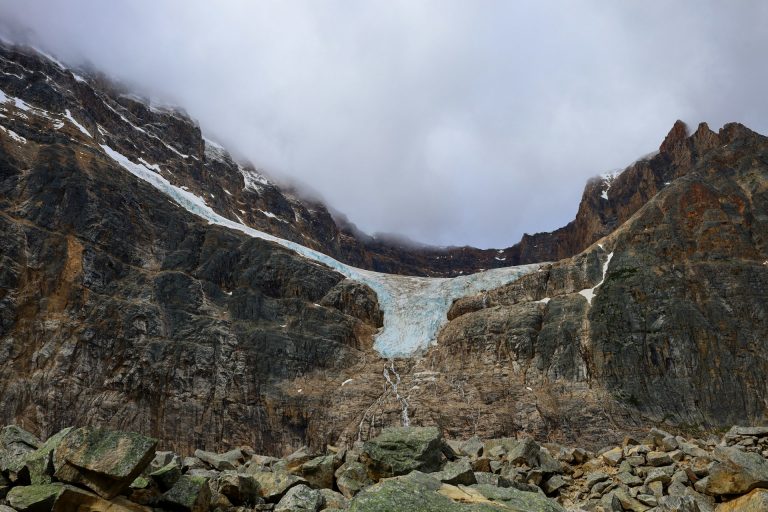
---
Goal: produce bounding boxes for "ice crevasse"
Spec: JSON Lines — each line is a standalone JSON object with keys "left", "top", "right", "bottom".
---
{"left": 101, "top": 144, "right": 540, "bottom": 358}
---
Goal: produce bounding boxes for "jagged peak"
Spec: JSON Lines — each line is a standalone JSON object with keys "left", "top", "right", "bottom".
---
{"left": 659, "top": 119, "right": 690, "bottom": 155}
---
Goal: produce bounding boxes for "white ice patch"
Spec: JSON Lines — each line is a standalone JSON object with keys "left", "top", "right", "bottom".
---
{"left": 578, "top": 252, "right": 614, "bottom": 305}
{"left": 64, "top": 109, "right": 91, "bottom": 138}
{"left": 241, "top": 165, "right": 271, "bottom": 191}
{"left": 204, "top": 137, "right": 231, "bottom": 163}
{"left": 536, "top": 297, "right": 551, "bottom": 304}
{"left": 341, "top": 379, "right": 354, "bottom": 386}
{"left": 0, "top": 125, "right": 27, "bottom": 144}
{"left": 495, "top": 256, "right": 506, "bottom": 261}
{"left": 600, "top": 170, "right": 621, "bottom": 201}
{"left": 100, "top": 144, "right": 539, "bottom": 358}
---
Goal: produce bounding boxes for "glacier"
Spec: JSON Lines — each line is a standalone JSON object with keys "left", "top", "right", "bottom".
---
{"left": 101, "top": 144, "right": 539, "bottom": 358}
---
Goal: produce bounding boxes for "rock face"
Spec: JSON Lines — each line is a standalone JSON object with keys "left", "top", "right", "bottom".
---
{"left": 2, "top": 41, "right": 768, "bottom": 458}
{"left": 0, "top": 43, "right": 382, "bottom": 455}
{"left": 430, "top": 121, "right": 768, "bottom": 443}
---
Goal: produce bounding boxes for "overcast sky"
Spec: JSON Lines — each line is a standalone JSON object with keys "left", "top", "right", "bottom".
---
{"left": 2, "top": 1, "right": 767, "bottom": 248}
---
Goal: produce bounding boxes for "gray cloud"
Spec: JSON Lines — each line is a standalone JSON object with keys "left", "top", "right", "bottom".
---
{"left": 2, "top": 1, "right": 767, "bottom": 248}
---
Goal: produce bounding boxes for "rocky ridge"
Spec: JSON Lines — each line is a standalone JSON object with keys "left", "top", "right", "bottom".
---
{"left": 3, "top": 424, "right": 768, "bottom": 511}
{"left": 0, "top": 41, "right": 701, "bottom": 278}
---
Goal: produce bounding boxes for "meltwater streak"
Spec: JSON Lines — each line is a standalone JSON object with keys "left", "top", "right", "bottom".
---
{"left": 101, "top": 145, "right": 539, "bottom": 357}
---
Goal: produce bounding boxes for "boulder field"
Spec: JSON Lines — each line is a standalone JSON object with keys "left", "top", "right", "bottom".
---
{"left": 1, "top": 424, "right": 767, "bottom": 511}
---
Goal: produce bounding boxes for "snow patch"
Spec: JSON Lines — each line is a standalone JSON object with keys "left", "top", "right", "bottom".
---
{"left": 495, "top": 256, "right": 506, "bottom": 261}
{"left": 0, "top": 125, "right": 27, "bottom": 144}
{"left": 241, "top": 165, "right": 271, "bottom": 191}
{"left": 341, "top": 379, "right": 354, "bottom": 386}
{"left": 600, "top": 170, "right": 621, "bottom": 201}
{"left": 578, "top": 252, "right": 614, "bottom": 305}
{"left": 64, "top": 109, "right": 91, "bottom": 137}
{"left": 536, "top": 297, "right": 551, "bottom": 304}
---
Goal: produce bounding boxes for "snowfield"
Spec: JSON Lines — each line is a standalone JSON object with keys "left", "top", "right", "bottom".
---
{"left": 101, "top": 144, "right": 540, "bottom": 358}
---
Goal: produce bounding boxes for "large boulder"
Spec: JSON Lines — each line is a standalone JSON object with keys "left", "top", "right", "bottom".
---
{"left": 349, "top": 471, "right": 565, "bottom": 511}
{"left": 159, "top": 475, "right": 211, "bottom": 512}
{"left": 702, "top": 446, "right": 768, "bottom": 495}
{"left": 251, "top": 470, "right": 307, "bottom": 502}
{"left": 193, "top": 448, "right": 242, "bottom": 471}
{"left": 53, "top": 427, "right": 158, "bottom": 499}
{"left": 274, "top": 484, "right": 324, "bottom": 512}
{"left": 335, "top": 460, "right": 373, "bottom": 498}
{"left": 291, "top": 454, "right": 337, "bottom": 489}
{"left": 360, "top": 427, "right": 444, "bottom": 480}
{"left": 7, "top": 484, "right": 64, "bottom": 512}
{"left": 22, "top": 428, "right": 73, "bottom": 485}
{"left": 716, "top": 488, "right": 768, "bottom": 511}
{"left": 0, "top": 425, "right": 40, "bottom": 480}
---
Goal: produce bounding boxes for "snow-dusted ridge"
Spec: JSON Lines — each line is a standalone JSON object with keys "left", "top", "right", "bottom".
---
{"left": 100, "top": 144, "right": 539, "bottom": 357}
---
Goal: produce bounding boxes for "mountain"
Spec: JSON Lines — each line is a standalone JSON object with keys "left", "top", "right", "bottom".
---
{"left": 1, "top": 41, "right": 767, "bottom": 458}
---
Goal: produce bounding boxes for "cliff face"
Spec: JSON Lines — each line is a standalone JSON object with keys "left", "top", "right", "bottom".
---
{"left": 0, "top": 48, "right": 384, "bottom": 453}
{"left": 435, "top": 122, "right": 768, "bottom": 439}
{"left": 2, "top": 41, "right": 768, "bottom": 456}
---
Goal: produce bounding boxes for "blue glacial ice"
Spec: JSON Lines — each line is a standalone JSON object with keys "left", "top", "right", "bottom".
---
{"left": 101, "top": 145, "right": 540, "bottom": 358}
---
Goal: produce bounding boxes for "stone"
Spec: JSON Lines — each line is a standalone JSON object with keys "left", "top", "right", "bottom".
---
{"left": 20, "top": 427, "right": 73, "bottom": 485}
{"left": 617, "top": 471, "right": 644, "bottom": 486}
{"left": 680, "top": 442, "right": 710, "bottom": 458}
{"left": 251, "top": 470, "right": 307, "bottom": 502}
{"left": 0, "top": 425, "right": 41, "bottom": 479}
{"left": 586, "top": 471, "right": 610, "bottom": 490}
{"left": 460, "top": 436, "right": 484, "bottom": 458}
{"left": 542, "top": 474, "right": 569, "bottom": 495}
{"left": 52, "top": 486, "right": 151, "bottom": 512}
{"left": 319, "top": 488, "right": 349, "bottom": 510}
{"left": 292, "top": 454, "right": 336, "bottom": 489}
{"left": 703, "top": 446, "right": 768, "bottom": 495}
{"left": 627, "top": 455, "right": 646, "bottom": 467}
{"left": 193, "top": 448, "right": 240, "bottom": 471}
{"left": 470, "top": 483, "right": 567, "bottom": 511}
{"left": 274, "top": 484, "right": 323, "bottom": 512}
{"left": 614, "top": 487, "right": 652, "bottom": 511}
{"left": 716, "top": 488, "right": 768, "bottom": 511}
{"left": 658, "top": 495, "right": 700, "bottom": 512}
{"left": 212, "top": 470, "right": 260, "bottom": 506}
{"left": 150, "top": 461, "right": 182, "bottom": 491}
{"left": 647, "top": 451, "right": 674, "bottom": 466}
{"left": 537, "top": 449, "right": 563, "bottom": 474}
{"left": 159, "top": 475, "right": 211, "bottom": 512}
{"left": 473, "top": 472, "right": 512, "bottom": 488}
{"left": 645, "top": 466, "right": 675, "bottom": 485}
{"left": 7, "top": 484, "right": 64, "bottom": 511}
{"left": 435, "top": 459, "right": 476, "bottom": 486}
{"left": 649, "top": 480, "right": 664, "bottom": 497}
{"left": 335, "top": 460, "right": 372, "bottom": 498}
{"left": 727, "top": 426, "right": 768, "bottom": 437}
{"left": 360, "top": 426, "right": 444, "bottom": 480}
{"left": 53, "top": 427, "right": 158, "bottom": 499}
{"left": 602, "top": 447, "right": 624, "bottom": 466}
{"left": 660, "top": 436, "right": 680, "bottom": 452}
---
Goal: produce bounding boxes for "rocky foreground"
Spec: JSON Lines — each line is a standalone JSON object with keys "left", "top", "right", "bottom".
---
{"left": 1, "top": 425, "right": 767, "bottom": 511}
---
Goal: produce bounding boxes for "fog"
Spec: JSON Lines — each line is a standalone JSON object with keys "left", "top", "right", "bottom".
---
{"left": 2, "top": 1, "right": 767, "bottom": 248}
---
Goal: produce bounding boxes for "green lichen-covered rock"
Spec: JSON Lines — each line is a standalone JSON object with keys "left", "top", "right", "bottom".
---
{"left": 335, "top": 460, "right": 373, "bottom": 498}
{"left": 160, "top": 475, "right": 211, "bottom": 512}
{"left": 274, "top": 484, "right": 324, "bottom": 512}
{"left": 360, "top": 427, "right": 444, "bottom": 480}
{"left": 7, "top": 483, "right": 64, "bottom": 512}
{"left": 53, "top": 427, "right": 158, "bottom": 499}
{"left": 212, "top": 470, "right": 261, "bottom": 506}
{"left": 251, "top": 469, "right": 307, "bottom": 502}
{"left": 292, "top": 454, "right": 337, "bottom": 489}
{"left": 349, "top": 472, "right": 492, "bottom": 512}
{"left": 21, "top": 427, "right": 73, "bottom": 485}
{"left": 150, "top": 461, "right": 182, "bottom": 491}
{"left": 0, "top": 425, "right": 41, "bottom": 477}
{"left": 469, "top": 484, "right": 566, "bottom": 512}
